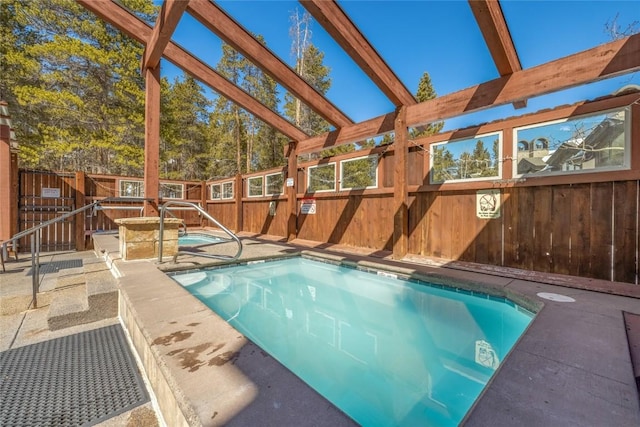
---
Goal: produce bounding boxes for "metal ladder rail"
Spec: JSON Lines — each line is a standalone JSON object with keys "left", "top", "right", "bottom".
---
{"left": 0, "top": 197, "right": 147, "bottom": 307}
{"left": 158, "top": 201, "right": 242, "bottom": 264}
{"left": 163, "top": 207, "right": 188, "bottom": 236}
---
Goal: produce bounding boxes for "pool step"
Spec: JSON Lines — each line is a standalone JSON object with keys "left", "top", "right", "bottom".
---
{"left": 47, "top": 260, "right": 118, "bottom": 331}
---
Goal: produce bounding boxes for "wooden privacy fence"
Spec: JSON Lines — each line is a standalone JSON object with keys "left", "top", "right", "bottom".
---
{"left": 4, "top": 93, "right": 639, "bottom": 285}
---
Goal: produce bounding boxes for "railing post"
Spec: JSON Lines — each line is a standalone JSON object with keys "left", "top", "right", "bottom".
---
{"left": 158, "top": 205, "right": 165, "bottom": 263}
{"left": 30, "top": 234, "right": 37, "bottom": 309}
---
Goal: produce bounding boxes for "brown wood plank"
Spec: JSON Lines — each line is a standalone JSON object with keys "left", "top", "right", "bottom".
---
{"left": 187, "top": 0, "right": 352, "bottom": 128}
{"left": 425, "top": 192, "right": 443, "bottom": 258}
{"left": 143, "top": 66, "right": 160, "bottom": 216}
{"left": 532, "top": 186, "right": 553, "bottom": 273}
{"left": 613, "top": 181, "right": 638, "bottom": 283}
{"left": 460, "top": 192, "right": 477, "bottom": 263}
{"left": 142, "top": 0, "right": 189, "bottom": 70}
{"left": 392, "top": 108, "right": 408, "bottom": 259}
{"left": 301, "top": 0, "right": 416, "bottom": 107}
{"left": 550, "top": 185, "right": 572, "bottom": 276}
{"left": 588, "top": 182, "right": 614, "bottom": 280}
{"left": 569, "top": 184, "right": 591, "bottom": 277}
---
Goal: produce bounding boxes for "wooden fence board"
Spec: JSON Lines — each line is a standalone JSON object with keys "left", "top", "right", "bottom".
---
{"left": 589, "top": 182, "right": 614, "bottom": 280}
{"left": 569, "top": 184, "right": 591, "bottom": 277}
{"left": 613, "top": 181, "right": 638, "bottom": 283}
{"left": 550, "top": 185, "right": 573, "bottom": 276}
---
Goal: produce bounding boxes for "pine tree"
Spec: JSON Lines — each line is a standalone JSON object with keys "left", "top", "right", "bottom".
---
{"left": 160, "top": 75, "right": 211, "bottom": 180}
{"left": 411, "top": 72, "right": 444, "bottom": 139}
{"left": 1, "top": 0, "right": 156, "bottom": 174}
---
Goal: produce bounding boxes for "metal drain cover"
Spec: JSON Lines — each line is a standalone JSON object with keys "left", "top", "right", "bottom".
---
{"left": 28, "top": 259, "right": 83, "bottom": 276}
{"left": 0, "top": 324, "right": 149, "bottom": 426}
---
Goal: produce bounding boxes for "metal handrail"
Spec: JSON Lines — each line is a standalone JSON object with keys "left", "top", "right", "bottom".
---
{"left": 0, "top": 197, "right": 145, "bottom": 308}
{"left": 158, "top": 201, "right": 242, "bottom": 264}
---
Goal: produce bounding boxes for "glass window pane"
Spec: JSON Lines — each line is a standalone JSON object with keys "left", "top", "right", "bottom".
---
{"left": 222, "top": 182, "right": 234, "bottom": 199}
{"left": 120, "top": 180, "right": 144, "bottom": 198}
{"left": 308, "top": 163, "right": 336, "bottom": 192}
{"left": 211, "top": 184, "right": 221, "bottom": 200}
{"left": 160, "top": 183, "right": 183, "bottom": 199}
{"left": 266, "top": 173, "right": 284, "bottom": 195}
{"left": 515, "top": 109, "right": 628, "bottom": 176}
{"left": 248, "top": 176, "right": 263, "bottom": 197}
{"left": 430, "top": 133, "right": 501, "bottom": 184}
{"left": 340, "top": 156, "right": 378, "bottom": 190}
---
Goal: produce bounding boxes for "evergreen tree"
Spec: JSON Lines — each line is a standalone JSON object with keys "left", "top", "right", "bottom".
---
{"left": 411, "top": 72, "right": 444, "bottom": 139}
{"left": 1, "top": 0, "right": 156, "bottom": 174}
{"left": 160, "top": 75, "right": 211, "bottom": 180}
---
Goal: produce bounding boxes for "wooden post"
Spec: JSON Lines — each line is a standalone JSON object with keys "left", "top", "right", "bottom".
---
{"left": 0, "top": 101, "right": 18, "bottom": 245}
{"left": 393, "top": 107, "right": 408, "bottom": 259}
{"left": 75, "top": 171, "right": 86, "bottom": 250}
{"left": 234, "top": 173, "right": 243, "bottom": 233}
{"left": 143, "top": 65, "right": 161, "bottom": 216}
{"left": 286, "top": 142, "right": 298, "bottom": 241}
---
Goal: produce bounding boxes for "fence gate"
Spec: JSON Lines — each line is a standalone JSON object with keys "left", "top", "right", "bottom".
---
{"left": 18, "top": 170, "right": 77, "bottom": 252}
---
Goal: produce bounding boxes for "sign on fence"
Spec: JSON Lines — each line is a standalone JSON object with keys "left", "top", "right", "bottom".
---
{"left": 41, "top": 187, "right": 61, "bottom": 198}
{"left": 300, "top": 198, "right": 316, "bottom": 215}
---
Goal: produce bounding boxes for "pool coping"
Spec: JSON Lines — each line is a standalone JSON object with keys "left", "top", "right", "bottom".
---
{"left": 93, "top": 233, "right": 640, "bottom": 426}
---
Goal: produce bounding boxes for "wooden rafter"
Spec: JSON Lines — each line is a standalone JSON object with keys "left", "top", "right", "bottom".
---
{"left": 296, "top": 33, "right": 640, "bottom": 154}
{"left": 77, "top": 0, "right": 308, "bottom": 142}
{"left": 187, "top": 0, "right": 352, "bottom": 129}
{"left": 469, "top": 0, "right": 527, "bottom": 108}
{"left": 141, "top": 0, "right": 189, "bottom": 71}
{"left": 301, "top": 0, "right": 416, "bottom": 107}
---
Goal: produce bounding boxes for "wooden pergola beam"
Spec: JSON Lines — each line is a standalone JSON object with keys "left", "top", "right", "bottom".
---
{"left": 141, "top": 0, "right": 189, "bottom": 71}
{"left": 469, "top": 0, "right": 526, "bottom": 108}
{"left": 187, "top": 0, "right": 352, "bottom": 129}
{"left": 301, "top": 0, "right": 416, "bottom": 107}
{"left": 77, "top": 0, "right": 309, "bottom": 142}
{"left": 296, "top": 32, "right": 640, "bottom": 154}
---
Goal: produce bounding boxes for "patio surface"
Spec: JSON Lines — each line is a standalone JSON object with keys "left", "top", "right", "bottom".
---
{"left": 2, "top": 231, "right": 639, "bottom": 426}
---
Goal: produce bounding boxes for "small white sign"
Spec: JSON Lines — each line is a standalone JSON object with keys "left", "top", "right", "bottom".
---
{"left": 41, "top": 187, "right": 61, "bottom": 198}
{"left": 286, "top": 177, "right": 294, "bottom": 187}
{"left": 476, "top": 189, "right": 501, "bottom": 219}
{"left": 300, "top": 198, "right": 316, "bottom": 215}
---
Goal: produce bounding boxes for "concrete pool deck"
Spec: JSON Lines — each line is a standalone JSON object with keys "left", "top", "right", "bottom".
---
{"left": 2, "top": 231, "right": 638, "bottom": 426}
{"left": 88, "top": 231, "right": 640, "bottom": 426}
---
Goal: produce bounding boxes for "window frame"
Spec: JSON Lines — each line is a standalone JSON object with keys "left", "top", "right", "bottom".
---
{"left": 429, "top": 131, "right": 503, "bottom": 184}
{"left": 512, "top": 107, "right": 631, "bottom": 178}
{"left": 339, "top": 155, "right": 379, "bottom": 191}
{"left": 307, "top": 162, "right": 337, "bottom": 193}
{"left": 160, "top": 182, "right": 184, "bottom": 199}
{"left": 210, "top": 183, "right": 222, "bottom": 200}
{"left": 247, "top": 176, "right": 264, "bottom": 198}
{"left": 265, "top": 172, "right": 284, "bottom": 196}
{"left": 119, "top": 179, "right": 144, "bottom": 198}
{"left": 221, "top": 181, "right": 234, "bottom": 200}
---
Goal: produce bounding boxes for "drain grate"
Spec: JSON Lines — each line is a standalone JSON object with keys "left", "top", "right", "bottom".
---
{"left": 0, "top": 324, "right": 149, "bottom": 426}
{"left": 28, "top": 259, "right": 83, "bottom": 276}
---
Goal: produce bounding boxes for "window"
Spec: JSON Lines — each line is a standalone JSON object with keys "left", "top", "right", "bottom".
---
{"left": 307, "top": 163, "right": 336, "bottom": 192}
{"left": 119, "top": 180, "right": 144, "bottom": 198}
{"left": 248, "top": 176, "right": 263, "bottom": 197}
{"left": 210, "top": 183, "right": 221, "bottom": 200}
{"left": 266, "top": 172, "right": 284, "bottom": 195}
{"left": 514, "top": 108, "right": 629, "bottom": 177}
{"left": 160, "top": 183, "right": 183, "bottom": 199}
{"left": 430, "top": 132, "right": 502, "bottom": 184}
{"left": 222, "top": 181, "right": 234, "bottom": 199}
{"left": 340, "top": 156, "right": 378, "bottom": 190}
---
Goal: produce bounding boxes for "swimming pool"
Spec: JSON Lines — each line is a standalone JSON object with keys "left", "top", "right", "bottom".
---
{"left": 178, "top": 233, "right": 223, "bottom": 246}
{"left": 171, "top": 256, "right": 533, "bottom": 426}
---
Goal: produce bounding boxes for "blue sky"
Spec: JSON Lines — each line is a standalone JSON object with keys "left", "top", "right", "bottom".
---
{"left": 160, "top": 0, "right": 640, "bottom": 132}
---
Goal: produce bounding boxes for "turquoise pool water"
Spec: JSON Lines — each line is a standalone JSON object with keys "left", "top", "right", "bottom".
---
{"left": 171, "top": 257, "right": 533, "bottom": 426}
{"left": 178, "top": 234, "right": 223, "bottom": 246}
